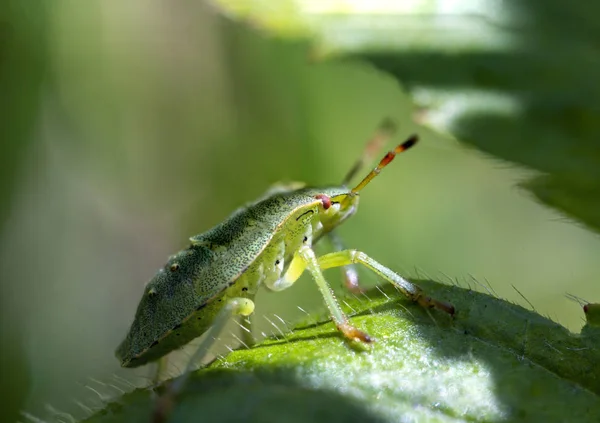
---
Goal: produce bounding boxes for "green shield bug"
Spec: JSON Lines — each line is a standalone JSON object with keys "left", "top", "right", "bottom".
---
{"left": 115, "top": 120, "right": 455, "bottom": 421}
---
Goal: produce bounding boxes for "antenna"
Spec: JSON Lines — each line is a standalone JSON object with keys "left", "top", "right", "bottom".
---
{"left": 349, "top": 134, "right": 419, "bottom": 195}
{"left": 342, "top": 118, "right": 398, "bottom": 186}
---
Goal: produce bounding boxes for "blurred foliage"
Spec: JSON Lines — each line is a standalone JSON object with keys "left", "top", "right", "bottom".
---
{"left": 1, "top": 1, "right": 600, "bottom": 423}
{"left": 0, "top": 2, "right": 46, "bottom": 422}
{"left": 215, "top": 0, "right": 600, "bottom": 232}
{"left": 86, "top": 282, "right": 600, "bottom": 423}
{"left": 0, "top": 1, "right": 45, "bottom": 225}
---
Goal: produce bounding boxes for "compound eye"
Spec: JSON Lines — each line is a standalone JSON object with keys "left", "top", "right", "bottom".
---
{"left": 170, "top": 263, "right": 180, "bottom": 272}
{"left": 315, "top": 194, "right": 331, "bottom": 210}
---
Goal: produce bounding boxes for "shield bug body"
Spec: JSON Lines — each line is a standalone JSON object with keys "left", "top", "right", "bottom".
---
{"left": 115, "top": 121, "right": 455, "bottom": 420}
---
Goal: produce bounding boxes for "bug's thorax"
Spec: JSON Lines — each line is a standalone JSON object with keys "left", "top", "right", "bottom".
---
{"left": 251, "top": 189, "right": 360, "bottom": 293}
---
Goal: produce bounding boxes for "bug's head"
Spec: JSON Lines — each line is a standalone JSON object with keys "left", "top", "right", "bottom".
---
{"left": 314, "top": 130, "right": 418, "bottom": 230}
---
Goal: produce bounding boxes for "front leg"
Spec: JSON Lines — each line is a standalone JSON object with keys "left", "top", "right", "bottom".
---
{"left": 265, "top": 245, "right": 373, "bottom": 343}
{"left": 297, "top": 246, "right": 373, "bottom": 343}
{"left": 317, "top": 249, "right": 455, "bottom": 316}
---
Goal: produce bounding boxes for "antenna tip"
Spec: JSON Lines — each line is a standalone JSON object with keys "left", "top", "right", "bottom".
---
{"left": 400, "top": 134, "right": 419, "bottom": 151}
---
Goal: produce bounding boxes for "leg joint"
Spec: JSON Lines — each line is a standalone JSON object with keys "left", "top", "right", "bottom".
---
{"left": 231, "top": 297, "right": 255, "bottom": 317}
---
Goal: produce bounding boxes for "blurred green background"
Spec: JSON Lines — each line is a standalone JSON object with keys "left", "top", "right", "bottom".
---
{"left": 2, "top": 1, "right": 599, "bottom": 422}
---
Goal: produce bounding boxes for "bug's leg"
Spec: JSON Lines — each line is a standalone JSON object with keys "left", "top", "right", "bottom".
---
{"left": 265, "top": 252, "right": 306, "bottom": 292}
{"left": 264, "top": 247, "right": 371, "bottom": 342}
{"left": 317, "top": 250, "right": 455, "bottom": 316}
{"left": 153, "top": 297, "right": 255, "bottom": 423}
{"left": 327, "top": 231, "right": 362, "bottom": 293}
{"left": 296, "top": 246, "right": 373, "bottom": 343}
{"left": 152, "top": 356, "right": 169, "bottom": 386}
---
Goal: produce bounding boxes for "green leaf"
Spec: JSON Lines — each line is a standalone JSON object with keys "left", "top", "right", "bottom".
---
{"left": 85, "top": 282, "right": 600, "bottom": 423}
{"left": 212, "top": 1, "right": 600, "bottom": 233}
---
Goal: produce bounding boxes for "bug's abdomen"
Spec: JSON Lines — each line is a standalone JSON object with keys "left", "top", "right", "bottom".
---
{"left": 121, "top": 252, "right": 268, "bottom": 368}
{"left": 122, "top": 298, "right": 224, "bottom": 367}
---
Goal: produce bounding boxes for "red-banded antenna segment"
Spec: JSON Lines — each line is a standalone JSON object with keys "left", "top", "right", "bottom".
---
{"left": 350, "top": 134, "right": 419, "bottom": 195}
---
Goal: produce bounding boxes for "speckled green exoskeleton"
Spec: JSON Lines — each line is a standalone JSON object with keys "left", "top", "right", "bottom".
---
{"left": 115, "top": 121, "right": 455, "bottom": 420}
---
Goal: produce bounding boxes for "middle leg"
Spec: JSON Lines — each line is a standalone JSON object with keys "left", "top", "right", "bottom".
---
{"left": 264, "top": 245, "right": 373, "bottom": 343}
